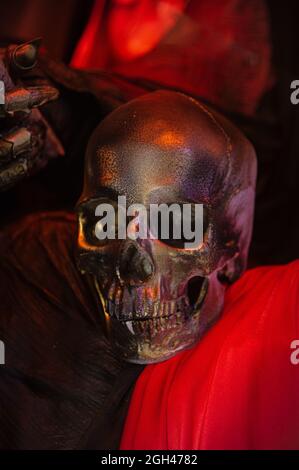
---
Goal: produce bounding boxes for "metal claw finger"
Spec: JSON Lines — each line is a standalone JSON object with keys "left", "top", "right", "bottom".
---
{"left": 0, "top": 127, "right": 31, "bottom": 164}
{"left": 0, "top": 158, "right": 28, "bottom": 191}
{"left": 0, "top": 80, "right": 4, "bottom": 118}
{"left": 4, "top": 85, "right": 59, "bottom": 115}
{"left": 10, "top": 37, "right": 42, "bottom": 71}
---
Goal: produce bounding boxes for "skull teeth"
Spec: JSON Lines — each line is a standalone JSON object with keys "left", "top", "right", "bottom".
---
{"left": 124, "top": 311, "right": 190, "bottom": 336}
{"left": 105, "top": 296, "right": 193, "bottom": 322}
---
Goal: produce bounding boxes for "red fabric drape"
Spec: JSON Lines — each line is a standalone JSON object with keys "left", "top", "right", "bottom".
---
{"left": 121, "top": 261, "right": 299, "bottom": 449}
{"left": 71, "top": 0, "right": 272, "bottom": 115}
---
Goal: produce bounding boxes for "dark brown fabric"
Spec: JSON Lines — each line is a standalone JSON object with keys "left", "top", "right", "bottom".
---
{"left": 0, "top": 211, "right": 143, "bottom": 449}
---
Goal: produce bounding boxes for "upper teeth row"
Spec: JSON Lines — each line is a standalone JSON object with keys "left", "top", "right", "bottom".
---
{"left": 106, "top": 296, "right": 191, "bottom": 321}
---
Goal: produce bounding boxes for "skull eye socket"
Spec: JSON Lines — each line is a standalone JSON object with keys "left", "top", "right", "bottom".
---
{"left": 79, "top": 212, "right": 112, "bottom": 246}
{"left": 78, "top": 199, "right": 119, "bottom": 246}
{"left": 151, "top": 203, "right": 209, "bottom": 249}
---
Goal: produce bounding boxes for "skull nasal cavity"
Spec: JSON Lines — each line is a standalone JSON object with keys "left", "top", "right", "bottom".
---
{"left": 119, "top": 242, "right": 154, "bottom": 286}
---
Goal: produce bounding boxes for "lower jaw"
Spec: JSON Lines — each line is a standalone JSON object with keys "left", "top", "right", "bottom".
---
{"left": 108, "top": 309, "right": 203, "bottom": 364}
{"left": 130, "top": 333, "right": 200, "bottom": 364}
{"left": 94, "top": 276, "right": 209, "bottom": 363}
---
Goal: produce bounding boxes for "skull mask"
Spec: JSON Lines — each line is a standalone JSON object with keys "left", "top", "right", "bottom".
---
{"left": 76, "top": 90, "right": 256, "bottom": 364}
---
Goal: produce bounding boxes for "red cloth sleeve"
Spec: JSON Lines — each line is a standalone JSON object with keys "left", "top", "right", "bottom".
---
{"left": 121, "top": 261, "right": 299, "bottom": 449}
